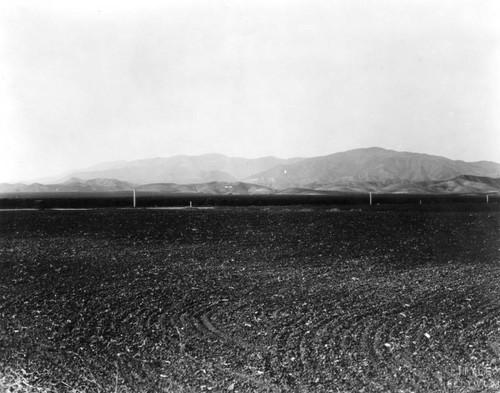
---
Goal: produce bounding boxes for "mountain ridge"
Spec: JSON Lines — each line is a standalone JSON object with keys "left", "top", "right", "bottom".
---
{"left": 56, "top": 154, "right": 303, "bottom": 185}
{"left": 2, "top": 148, "right": 500, "bottom": 194}
{"left": 245, "top": 148, "right": 500, "bottom": 188}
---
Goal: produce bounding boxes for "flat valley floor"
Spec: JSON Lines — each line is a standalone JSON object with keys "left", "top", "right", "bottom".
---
{"left": 1, "top": 207, "right": 499, "bottom": 392}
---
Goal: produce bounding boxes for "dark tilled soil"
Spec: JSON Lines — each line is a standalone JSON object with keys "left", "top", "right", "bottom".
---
{"left": 0, "top": 207, "right": 499, "bottom": 392}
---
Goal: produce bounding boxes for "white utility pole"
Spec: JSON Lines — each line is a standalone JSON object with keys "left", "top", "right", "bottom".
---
{"left": 369, "top": 192, "right": 372, "bottom": 206}
{"left": 133, "top": 189, "right": 136, "bottom": 208}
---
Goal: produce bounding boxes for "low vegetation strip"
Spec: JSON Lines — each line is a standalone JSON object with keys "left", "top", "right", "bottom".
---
{"left": 0, "top": 208, "right": 499, "bottom": 392}
{"left": 0, "top": 192, "right": 499, "bottom": 210}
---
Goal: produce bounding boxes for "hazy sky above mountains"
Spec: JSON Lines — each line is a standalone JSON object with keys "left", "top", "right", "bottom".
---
{"left": 1, "top": 0, "right": 499, "bottom": 182}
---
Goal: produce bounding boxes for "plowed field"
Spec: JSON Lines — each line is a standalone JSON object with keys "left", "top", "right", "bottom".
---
{"left": 1, "top": 208, "right": 499, "bottom": 392}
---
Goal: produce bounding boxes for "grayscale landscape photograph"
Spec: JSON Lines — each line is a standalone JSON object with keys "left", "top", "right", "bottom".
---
{"left": 1, "top": 0, "right": 499, "bottom": 392}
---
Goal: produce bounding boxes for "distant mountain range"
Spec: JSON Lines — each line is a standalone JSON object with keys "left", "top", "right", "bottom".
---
{"left": 55, "top": 154, "right": 303, "bottom": 185}
{"left": 2, "top": 148, "right": 500, "bottom": 194}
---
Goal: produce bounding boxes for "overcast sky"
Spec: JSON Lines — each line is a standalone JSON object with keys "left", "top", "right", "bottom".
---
{"left": 1, "top": 0, "right": 499, "bottom": 182}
